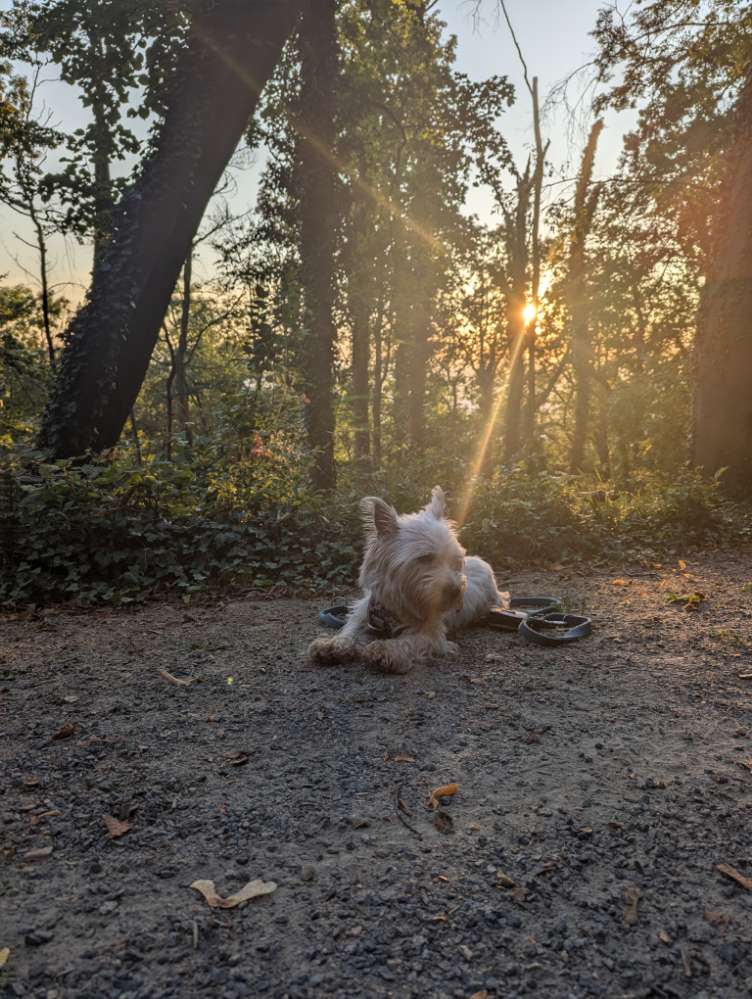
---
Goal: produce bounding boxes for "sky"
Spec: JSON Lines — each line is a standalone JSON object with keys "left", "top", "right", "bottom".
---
{"left": 0, "top": 0, "right": 634, "bottom": 301}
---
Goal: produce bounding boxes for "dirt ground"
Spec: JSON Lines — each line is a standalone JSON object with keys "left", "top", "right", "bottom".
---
{"left": 2, "top": 549, "right": 752, "bottom": 999}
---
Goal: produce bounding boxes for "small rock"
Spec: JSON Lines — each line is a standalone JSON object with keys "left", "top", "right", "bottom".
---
{"left": 301, "top": 864, "right": 316, "bottom": 882}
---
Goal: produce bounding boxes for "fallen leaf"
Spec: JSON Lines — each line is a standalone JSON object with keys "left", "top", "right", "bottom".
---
{"left": 350, "top": 817, "right": 370, "bottom": 829}
{"left": 458, "top": 944, "right": 473, "bottom": 961}
{"left": 387, "top": 753, "right": 415, "bottom": 764}
{"left": 21, "top": 776, "right": 40, "bottom": 788}
{"left": 222, "top": 751, "right": 250, "bottom": 766}
{"left": 159, "top": 669, "right": 196, "bottom": 688}
{"left": 578, "top": 826, "right": 593, "bottom": 836}
{"left": 678, "top": 559, "right": 687, "bottom": 571}
{"left": 62, "top": 695, "right": 79, "bottom": 704}
{"left": 717, "top": 863, "right": 752, "bottom": 890}
{"left": 666, "top": 591, "right": 705, "bottom": 611}
{"left": 52, "top": 722, "right": 75, "bottom": 741}
{"left": 611, "top": 578, "right": 628, "bottom": 587}
{"left": 431, "top": 913, "right": 448, "bottom": 922}
{"left": 102, "top": 814, "right": 132, "bottom": 839}
{"left": 463, "top": 675, "right": 484, "bottom": 685}
{"left": 658, "top": 929, "right": 672, "bottom": 945}
{"left": 469, "top": 992, "right": 488, "bottom": 999}
{"left": 190, "top": 878, "right": 276, "bottom": 908}
{"left": 467, "top": 822, "right": 481, "bottom": 832}
{"left": 434, "top": 810, "right": 454, "bottom": 834}
{"left": 681, "top": 946, "right": 692, "bottom": 978}
{"left": 427, "top": 783, "right": 459, "bottom": 810}
{"left": 624, "top": 886, "right": 640, "bottom": 925}
{"left": 30, "top": 809, "right": 62, "bottom": 826}
{"left": 436, "top": 874, "right": 450, "bottom": 882}
{"left": 0, "top": 947, "right": 10, "bottom": 967}
{"left": 23, "top": 846, "right": 53, "bottom": 861}
{"left": 738, "top": 759, "right": 752, "bottom": 773}
{"left": 496, "top": 870, "right": 516, "bottom": 888}
{"left": 704, "top": 910, "right": 731, "bottom": 925}
{"left": 738, "top": 672, "right": 752, "bottom": 680}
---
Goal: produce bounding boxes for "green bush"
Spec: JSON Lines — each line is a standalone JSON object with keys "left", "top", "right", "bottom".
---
{"left": 1, "top": 451, "right": 748, "bottom": 609}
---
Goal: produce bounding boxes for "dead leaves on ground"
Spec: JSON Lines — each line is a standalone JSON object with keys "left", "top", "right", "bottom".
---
{"left": 624, "top": 886, "right": 641, "bottom": 926}
{"left": 102, "top": 814, "right": 132, "bottom": 839}
{"left": 158, "top": 668, "right": 199, "bottom": 688}
{"left": 427, "top": 783, "right": 459, "bottom": 810}
{"left": 51, "top": 722, "right": 75, "bottom": 741}
{"left": 666, "top": 591, "right": 706, "bottom": 611}
{"left": 384, "top": 752, "right": 415, "bottom": 764}
{"left": 717, "top": 863, "right": 752, "bottom": 891}
{"left": 191, "top": 878, "right": 276, "bottom": 909}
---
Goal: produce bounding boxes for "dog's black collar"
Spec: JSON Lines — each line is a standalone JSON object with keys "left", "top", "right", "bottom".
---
{"left": 366, "top": 598, "right": 401, "bottom": 637}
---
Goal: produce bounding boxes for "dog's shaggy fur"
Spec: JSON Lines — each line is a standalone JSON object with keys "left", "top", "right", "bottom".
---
{"left": 308, "top": 486, "right": 506, "bottom": 673}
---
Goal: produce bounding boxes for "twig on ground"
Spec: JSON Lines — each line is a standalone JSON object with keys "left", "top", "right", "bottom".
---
{"left": 394, "top": 784, "right": 422, "bottom": 838}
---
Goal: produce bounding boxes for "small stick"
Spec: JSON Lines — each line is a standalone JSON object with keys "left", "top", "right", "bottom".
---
{"left": 192, "top": 920, "right": 199, "bottom": 950}
{"left": 394, "top": 785, "right": 422, "bottom": 839}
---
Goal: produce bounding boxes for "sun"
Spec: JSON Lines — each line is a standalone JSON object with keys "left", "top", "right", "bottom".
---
{"left": 522, "top": 302, "right": 537, "bottom": 324}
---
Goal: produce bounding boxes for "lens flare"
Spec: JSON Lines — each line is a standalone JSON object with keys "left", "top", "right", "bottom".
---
{"left": 522, "top": 303, "right": 537, "bottom": 324}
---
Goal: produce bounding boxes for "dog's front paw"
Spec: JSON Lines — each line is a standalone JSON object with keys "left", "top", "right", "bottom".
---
{"left": 308, "top": 636, "right": 355, "bottom": 666}
{"left": 363, "top": 640, "right": 413, "bottom": 675}
{"left": 444, "top": 640, "right": 459, "bottom": 657}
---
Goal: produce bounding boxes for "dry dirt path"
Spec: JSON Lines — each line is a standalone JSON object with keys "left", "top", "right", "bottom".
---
{"left": 2, "top": 550, "right": 752, "bottom": 998}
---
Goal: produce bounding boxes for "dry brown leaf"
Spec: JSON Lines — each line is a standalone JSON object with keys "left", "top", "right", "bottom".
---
{"left": 431, "top": 913, "right": 448, "bottom": 922}
{"left": 23, "top": 846, "right": 53, "bottom": 861}
{"left": 190, "top": 878, "right": 277, "bottom": 908}
{"left": 467, "top": 822, "right": 481, "bottom": 832}
{"left": 658, "top": 929, "right": 672, "bottom": 945}
{"left": 223, "top": 751, "right": 250, "bottom": 766}
{"left": 496, "top": 870, "right": 516, "bottom": 888}
{"left": 624, "top": 886, "right": 640, "bottom": 925}
{"left": 678, "top": 559, "right": 687, "bottom": 571}
{"left": 0, "top": 948, "right": 10, "bottom": 968}
{"left": 427, "top": 783, "right": 459, "bottom": 810}
{"left": 434, "top": 810, "right": 454, "bottom": 835}
{"left": 436, "top": 874, "right": 450, "bottom": 882}
{"left": 704, "top": 909, "right": 731, "bottom": 926}
{"left": 102, "top": 814, "right": 132, "bottom": 839}
{"left": 52, "top": 722, "right": 75, "bottom": 741}
{"left": 611, "top": 578, "right": 628, "bottom": 587}
{"left": 717, "top": 863, "right": 752, "bottom": 890}
{"left": 390, "top": 753, "right": 416, "bottom": 764}
{"left": 158, "top": 669, "right": 195, "bottom": 688}
{"left": 469, "top": 992, "right": 488, "bottom": 999}
{"left": 22, "top": 775, "right": 40, "bottom": 787}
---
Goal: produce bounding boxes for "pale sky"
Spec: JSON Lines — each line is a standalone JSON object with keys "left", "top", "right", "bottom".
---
{"left": 0, "top": 0, "right": 633, "bottom": 300}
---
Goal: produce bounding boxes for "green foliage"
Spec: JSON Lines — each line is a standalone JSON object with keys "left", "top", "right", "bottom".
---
{"left": 2, "top": 450, "right": 747, "bottom": 609}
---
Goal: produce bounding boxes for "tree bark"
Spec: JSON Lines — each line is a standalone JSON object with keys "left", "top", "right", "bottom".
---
{"left": 176, "top": 251, "right": 193, "bottom": 447}
{"left": 568, "top": 120, "right": 603, "bottom": 473}
{"left": 693, "top": 74, "right": 752, "bottom": 496}
{"left": 297, "top": 0, "right": 339, "bottom": 492}
{"left": 39, "top": 0, "right": 302, "bottom": 458}
{"left": 502, "top": 168, "right": 531, "bottom": 462}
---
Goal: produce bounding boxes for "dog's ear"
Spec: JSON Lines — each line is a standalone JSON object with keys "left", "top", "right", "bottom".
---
{"left": 427, "top": 485, "right": 446, "bottom": 520}
{"left": 361, "top": 496, "right": 399, "bottom": 538}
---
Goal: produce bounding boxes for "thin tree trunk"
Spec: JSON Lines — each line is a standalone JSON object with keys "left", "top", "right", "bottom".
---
{"left": 568, "top": 120, "right": 604, "bottom": 473}
{"left": 351, "top": 289, "right": 371, "bottom": 469}
{"left": 525, "top": 77, "right": 549, "bottom": 445}
{"left": 371, "top": 296, "right": 385, "bottom": 470}
{"left": 297, "top": 0, "right": 339, "bottom": 492}
{"left": 503, "top": 167, "right": 531, "bottom": 461}
{"left": 39, "top": 0, "right": 302, "bottom": 458}
{"left": 693, "top": 73, "right": 752, "bottom": 496}
{"left": 176, "top": 251, "right": 193, "bottom": 447}
{"left": 129, "top": 408, "right": 142, "bottom": 465}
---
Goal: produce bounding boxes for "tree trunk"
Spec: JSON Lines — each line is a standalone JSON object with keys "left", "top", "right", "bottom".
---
{"left": 371, "top": 296, "right": 385, "bottom": 470}
{"left": 350, "top": 287, "right": 371, "bottom": 470}
{"left": 502, "top": 168, "right": 531, "bottom": 462}
{"left": 568, "top": 120, "right": 603, "bottom": 473}
{"left": 693, "top": 74, "right": 752, "bottom": 496}
{"left": 90, "top": 27, "right": 114, "bottom": 272}
{"left": 176, "top": 251, "right": 193, "bottom": 447}
{"left": 39, "top": 0, "right": 302, "bottom": 458}
{"left": 297, "top": 0, "right": 339, "bottom": 492}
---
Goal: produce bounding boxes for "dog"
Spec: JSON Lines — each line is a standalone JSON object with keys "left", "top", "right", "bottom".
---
{"left": 308, "top": 486, "right": 507, "bottom": 674}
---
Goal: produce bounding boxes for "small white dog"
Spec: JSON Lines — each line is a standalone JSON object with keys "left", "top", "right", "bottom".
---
{"left": 308, "top": 486, "right": 507, "bottom": 673}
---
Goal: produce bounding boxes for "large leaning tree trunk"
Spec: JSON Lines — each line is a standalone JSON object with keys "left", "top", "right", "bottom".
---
{"left": 693, "top": 72, "right": 752, "bottom": 496}
{"left": 38, "top": 0, "right": 302, "bottom": 458}
{"left": 567, "top": 119, "right": 603, "bottom": 473}
{"left": 297, "top": 0, "right": 340, "bottom": 492}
